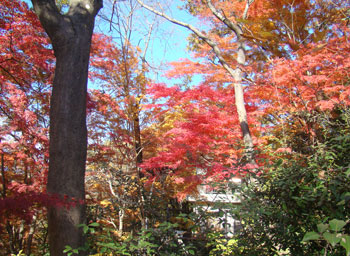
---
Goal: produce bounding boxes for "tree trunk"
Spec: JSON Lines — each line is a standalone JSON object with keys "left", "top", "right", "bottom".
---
{"left": 25, "top": 214, "right": 37, "bottom": 256}
{"left": 30, "top": 1, "right": 102, "bottom": 255}
{"left": 133, "top": 110, "right": 143, "bottom": 165}
{"left": 47, "top": 32, "right": 90, "bottom": 255}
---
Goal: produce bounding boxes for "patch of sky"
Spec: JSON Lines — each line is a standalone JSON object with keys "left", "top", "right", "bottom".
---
{"left": 21, "top": 0, "right": 32, "bottom": 8}
{"left": 22, "top": 0, "right": 204, "bottom": 89}
{"left": 93, "top": 0, "right": 204, "bottom": 88}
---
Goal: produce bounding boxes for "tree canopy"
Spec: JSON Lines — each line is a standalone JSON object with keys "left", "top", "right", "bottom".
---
{"left": 0, "top": 0, "right": 349, "bottom": 255}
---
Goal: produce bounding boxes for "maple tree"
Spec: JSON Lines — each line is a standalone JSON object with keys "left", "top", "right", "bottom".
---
{"left": 135, "top": 0, "right": 267, "bottom": 196}
{"left": 137, "top": 0, "right": 256, "bottom": 161}
{"left": 84, "top": 1, "right": 170, "bottom": 237}
{"left": 1, "top": 0, "right": 350, "bottom": 254}
{"left": 0, "top": 0, "right": 54, "bottom": 254}
{"left": 1, "top": 1, "right": 162, "bottom": 252}
{"left": 135, "top": 0, "right": 350, "bottom": 197}
{"left": 142, "top": 83, "right": 254, "bottom": 199}
{"left": 87, "top": 37, "right": 149, "bottom": 233}
{"left": 86, "top": 5, "right": 152, "bottom": 231}
{"left": 245, "top": 0, "right": 350, "bottom": 158}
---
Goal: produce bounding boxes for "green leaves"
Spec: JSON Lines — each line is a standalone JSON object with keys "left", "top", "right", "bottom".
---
{"left": 63, "top": 245, "right": 79, "bottom": 256}
{"left": 340, "top": 235, "right": 350, "bottom": 256}
{"left": 302, "top": 232, "right": 320, "bottom": 242}
{"left": 78, "top": 222, "right": 100, "bottom": 234}
{"left": 329, "top": 219, "right": 347, "bottom": 232}
{"left": 303, "top": 219, "right": 350, "bottom": 255}
{"left": 323, "top": 232, "right": 341, "bottom": 247}
{"left": 317, "top": 223, "right": 329, "bottom": 233}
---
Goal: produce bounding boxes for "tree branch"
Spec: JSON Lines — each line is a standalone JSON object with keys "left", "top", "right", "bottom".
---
{"left": 243, "top": 0, "right": 254, "bottom": 19}
{"left": 30, "top": 0, "right": 63, "bottom": 39}
{"left": 136, "top": 0, "right": 234, "bottom": 74}
{"left": 136, "top": 0, "right": 254, "bottom": 157}
{"left": 68, "top": 0, "right": 103, "bottom": 17}
{"left": 206, "top": 0, "right": 244, "bottom": 40}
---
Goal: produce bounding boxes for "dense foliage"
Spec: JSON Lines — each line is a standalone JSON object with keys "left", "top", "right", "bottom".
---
{"left": 0, "top": 0, "right": 349, "bottom": 255}
{"left": 232, "top": 108, "right": 350, "bottom": 255}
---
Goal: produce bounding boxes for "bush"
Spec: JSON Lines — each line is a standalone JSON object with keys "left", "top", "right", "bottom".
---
{"left": 231, "top": 108, "right": 350, "bottom": 255}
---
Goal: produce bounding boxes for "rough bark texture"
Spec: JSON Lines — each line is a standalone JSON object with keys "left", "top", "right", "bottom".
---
{"left": 30, "top": 0, "right": 102, "bottom": 255}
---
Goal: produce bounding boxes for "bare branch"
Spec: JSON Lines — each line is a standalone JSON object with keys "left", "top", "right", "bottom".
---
{"left": 141, "top": 18, "right": 155, "bottom": 62}
{"left": 206, "top": 0, "right": 243, "bottom": 40}
{"left": 243, "top": 0, "right": 254, "bottom": 19}
{"left": 136, "top": 0, "right": 233, "bottom": 72}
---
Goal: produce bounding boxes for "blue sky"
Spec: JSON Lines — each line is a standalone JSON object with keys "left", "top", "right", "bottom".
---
{"left": 94, "top": 0, "right": 201, "bottom": 85}
{"left": 23, "top": 0, "right": 201, "bottom": 86}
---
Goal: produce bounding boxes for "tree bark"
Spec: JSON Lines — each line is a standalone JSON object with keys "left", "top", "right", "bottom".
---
{"left": 30, "top": 1, "right": 102, "bottom": 255}
{"left": 133, "top": 110, "right": 143, "bottom": 164}
{"left": 206, "top": 0, "right": 255, "bottom": 160}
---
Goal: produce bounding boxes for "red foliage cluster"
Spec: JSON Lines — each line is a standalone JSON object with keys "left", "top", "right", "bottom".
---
{"left": 0, "top": 0, "right": 54, "bottom": 219}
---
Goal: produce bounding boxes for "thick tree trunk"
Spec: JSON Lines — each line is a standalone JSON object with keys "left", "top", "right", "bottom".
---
{"left": 31, "top": 1, "right": 102, "bottom": 255}
{"left": 47, "top": 28, "right": 91, "bottom": 255}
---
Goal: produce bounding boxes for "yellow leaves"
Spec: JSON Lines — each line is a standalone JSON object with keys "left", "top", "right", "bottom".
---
{"left": 311, "top": 42, "right": 328, "bottom": 52}
{"left": 119, "top": 234, "right": 130, "bottom": 241}
{"left": 313, "top": 30, "right": 327, "bottom": 42}
{"left": 160, "top": 105, "right": 186, "bottom": 131}
{"left": 130, "top": 174, "right": 138, "bottom": 181}
{"left": 135, "top": 94, "right": 145, "bottom": 103}
{"left": 267, "top": 21, "right": 275, "bottom": 29}
{"left": 91, "top": 183, "right": 103, "bottom": 191}
{"left": 91, "top": 252, "right": 117, "bottom": 256}
{"left": 162, "top": 116, "right": 175, "bottom": 130}
{"left": 259, "top": 31, "right": 275, "bottom": 40}
{"left": 100, "top": 199, "right": 112, "bottom": 208}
